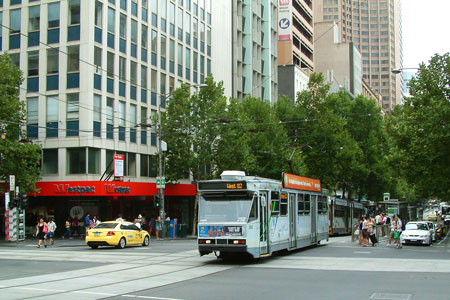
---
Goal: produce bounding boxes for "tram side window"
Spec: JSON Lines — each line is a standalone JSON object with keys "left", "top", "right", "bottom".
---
{"left": 280, "top": 193, "right": 288, "bottom": 216}
{"left": 335, "top": 206, "right": 345, "bottom": 218}
{"left": 271, "top": 191, "right": 280, "bottom": 216}
{"left": 304, "top": 194, "right": 310, "bottom": 215}
{"left": 318, "top": 196, "right": 327, "bottom": 214}
{"left": 297, "top": 193, "right": 304, "bottom": 215}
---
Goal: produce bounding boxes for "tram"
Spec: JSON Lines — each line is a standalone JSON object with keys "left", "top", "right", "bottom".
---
{"left": 197, "top": 171, "right": 329, "bottom": 259}
{"left": 328, "top": 197, "right": 364, "bottom": 235}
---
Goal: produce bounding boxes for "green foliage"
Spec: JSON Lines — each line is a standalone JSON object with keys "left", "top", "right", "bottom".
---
{"left": 0, "top": 53, "right": 41, "bottom": 193}
{"left": 387, "top": 53, "right": 450, "bottom": 200}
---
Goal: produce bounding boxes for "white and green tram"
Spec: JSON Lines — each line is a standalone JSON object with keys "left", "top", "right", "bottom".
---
{"left": 198, "top": 171, "right": 329, "bottom": 259}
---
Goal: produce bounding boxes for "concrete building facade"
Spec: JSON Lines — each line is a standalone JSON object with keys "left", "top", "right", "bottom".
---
{"left": 314, "top": 0, "right": 403, "bottom": 111}
{"left": 0, "top": 0, "right": 216, "bottom": 233}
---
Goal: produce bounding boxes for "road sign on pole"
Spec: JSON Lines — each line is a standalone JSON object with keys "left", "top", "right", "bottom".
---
{"left": 9, "top": 175, "right": 15, "bottom": 192}
{"left": 156, "top": 177, "right": 166, "bottom": 189}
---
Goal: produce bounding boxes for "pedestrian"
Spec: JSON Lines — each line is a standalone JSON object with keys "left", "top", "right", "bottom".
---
{"left": 155, "top": 216, "right": 162, "bottom": 240}
{"left": 116, "top": 214, "right": 124, "bottom": 221}
{"left": 85, "top": 213, "right": 91, "bottom": 233}
{"left": 387, "top": 216, "right": 396, "bottom": 246}
{"left": 63, "top": 219, "right": 71, "bottom": 239}
{"left": 135, "top": 214, "right": 143, "bottom": 229}
{"left": 47, "top": 218, "right": 57, "bottom": 246}
{"left": 72, "top": 215, "right": 80, "bottom": 238}
{"left": 35, "top": 218, "right": 48, "bottom": 248}
{"left": 358, "top": 217, "right": 363, "bottom": 245}
{"left": 361, "top": 216, "right": 369, "bottom": 246}
{"left": 368, "top": 217, "right": 378, "bottom": 246}
{"left": 93, "top": 216, "right": 101, "bottom": 227}
{"left": 394, "top": 215, "right": 403, "bottom": 249}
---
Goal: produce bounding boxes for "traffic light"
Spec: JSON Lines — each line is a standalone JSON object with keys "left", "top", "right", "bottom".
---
{"left": 153, "top": 193, "right": 161, "bottom": 208}
{"left": 19, "top": 193, "right": 29, "bottom": 209}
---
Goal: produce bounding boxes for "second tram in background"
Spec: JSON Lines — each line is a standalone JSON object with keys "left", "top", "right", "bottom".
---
{"left": 328, "top": 197, "right": 364, "bottom": 235}
{"left": 197, "top": 171, "right": 329, "bottom": 259}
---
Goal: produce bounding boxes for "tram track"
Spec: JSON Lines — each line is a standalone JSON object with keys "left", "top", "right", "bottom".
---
{"left": 0, "top": 250, "right": 233, "bottom": 300}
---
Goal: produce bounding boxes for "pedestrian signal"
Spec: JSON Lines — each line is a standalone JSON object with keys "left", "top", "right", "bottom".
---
{"left": 153, "top": 193, "right": 161, "bottom": 208}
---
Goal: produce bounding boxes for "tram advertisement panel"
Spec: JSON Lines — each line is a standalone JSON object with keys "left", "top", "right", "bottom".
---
{"left": 282, "top": 173, "right": 321, "bottom": 192}
{"left": 198, "top": 225, "right": 242, "bottom": 237}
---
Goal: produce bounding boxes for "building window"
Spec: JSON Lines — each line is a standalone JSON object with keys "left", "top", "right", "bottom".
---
{"left": 48, "top": 2, "right": 60, "bottom": 28}
{"left": 46, "top": 96, "right": 59, "bottom": 137}
{"left": 108, "top": 7, "right": 115, "bottom": 33}
{"left": 131, "top": 19, "right": 137, "bottom": 43}
{"left": 67, "top": 45, "right": 80, "bottom": 72}
{"left": 88, "top": 148, "right": 100, "bottom": 174}
{"left": 68, "top": 0, "right": 80, "bottom": 25}
{"left": 169, "top": 1, "right": 175, "bottom": 36}
{"left": 119, "top": 56, "right": 126, "bottom": 81}
{"left": 142, "top": 24, "right": 148, "bottom": 49}
{"left": 95, "top": 0, "right": 103, "bottom": 28}
{"left": 28, "top": 51, "right": 39, "bottom": 76}
{"left": 47, "top": 48, "right": 59, "bottom": 74}
{"left": 27, "top": 97, "right": 38, "bottom": 139}
{"left": 10, "top": 9, "right": 21, "bottom": 33}
{"left": 106, "top": 97, "right": 114, "bottom": 139}
{"left": 67, "top": 148, "right": 86, "bottom": 174}
{"left": 93, "top": 94, "right": 101, "bottom": 137}
{"left": 140, "top": 154, "right": 149, "bottom": 176}
{"left": 128, "top": 153, "right": 136, "bottom": 176}
{"left": 28, "top": 5, "right": 40, "bottom": 31}
{"left": 42, "top": 149, "right": 58, "bottom": 175}
{"left": 120, "top": 13, "right": 127, "bottom": 38}
{"left": 177, "top": 7, "right": 183, "bottom": 41}
{"left": 107, "top": 52, "right": 114, "bottom": 77}
{"left": 141, "top": 65, "right": 148, "bottom": 89}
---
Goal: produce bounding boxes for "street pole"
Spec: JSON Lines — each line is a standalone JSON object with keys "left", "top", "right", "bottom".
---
{"left": 157, "top": 94, "right": 165, "bottom": 238}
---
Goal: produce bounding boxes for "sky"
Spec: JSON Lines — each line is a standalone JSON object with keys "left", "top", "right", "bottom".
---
{"left": 401, "top": 0, "right": 450, "bottom": 69}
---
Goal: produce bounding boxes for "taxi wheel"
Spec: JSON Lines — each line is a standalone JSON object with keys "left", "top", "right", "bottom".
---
{"left": 143, "top": 235, "right": 150, "bottom": 246}
{"left": 89, "top": 245, "right": 98, "bottom": 249}
{"left": 117, "top": 237, "right": 126, "bottom": 249}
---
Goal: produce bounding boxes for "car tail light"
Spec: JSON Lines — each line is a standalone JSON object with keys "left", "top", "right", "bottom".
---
{"left": 199, "top": 239, "right": 213, "bottom": 244}
{"left": 107, "top": 231, "right": 115, "bottom": 236}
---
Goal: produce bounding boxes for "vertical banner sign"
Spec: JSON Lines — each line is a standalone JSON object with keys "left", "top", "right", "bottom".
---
{"left": 278, "top": 0, "right": 292, "bottom": 41}
{"left": 4, "top": 193, "right": 10, "bottom": 241}
{"left": 114, "top": 154, "right": 125, "bottom": 177}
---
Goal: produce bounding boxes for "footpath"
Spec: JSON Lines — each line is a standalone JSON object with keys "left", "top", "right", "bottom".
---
{"left": 0, "top": 235, "right": 197, "bottom": 248}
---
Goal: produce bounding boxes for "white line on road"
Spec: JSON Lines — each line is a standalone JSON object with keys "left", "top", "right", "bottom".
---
{"left": 354, "top": 251, "right": 371, "bottom": 254}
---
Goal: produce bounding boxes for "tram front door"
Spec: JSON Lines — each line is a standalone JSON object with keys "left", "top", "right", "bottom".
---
{"left": 259, "top": 192, "right": 269, "bottom": 255}
{"left": 311, "top": 195, "right": 317, "bottom": 243}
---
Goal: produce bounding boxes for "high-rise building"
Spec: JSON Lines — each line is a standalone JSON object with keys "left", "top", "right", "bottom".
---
{"left": 277, "top": 0, "right": 313, "bottom": 102}
{"left": 231, "top": 0, "right": 278, "bottom": 104}
{"left": 314, "top": 0, "right": 403, "bottom": 111}
{"left": 0, "top": 0, "right": 214, "bottom": 229}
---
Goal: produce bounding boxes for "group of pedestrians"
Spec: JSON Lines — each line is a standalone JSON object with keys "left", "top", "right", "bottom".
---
{"left": 36, "top": 213, "right": 101, "bottom": 248}
{"left": 358, "top": 214, "right": 403, "bottom": 249}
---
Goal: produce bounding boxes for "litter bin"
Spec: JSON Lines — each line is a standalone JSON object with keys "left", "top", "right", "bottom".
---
{"left": 170, "top": 219, "right": 178, "bottom": 238}
{"left": 178, "top": 223, "right": 187, "bottom": 238}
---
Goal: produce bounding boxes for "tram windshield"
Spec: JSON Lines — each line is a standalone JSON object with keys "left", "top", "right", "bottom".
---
{"left": 199, "top": 191, "right": 256, "bottom": 223}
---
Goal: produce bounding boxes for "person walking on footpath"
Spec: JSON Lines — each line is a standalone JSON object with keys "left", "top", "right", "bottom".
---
{"left": 85, "top": 213, "right": 91, "bottom": 233}
{"left": 155, "top": 216, "right": 162, "bottom": 240}
{"left": 63, "top": 218, "right": 71, "bottom": 239}
{"left": 36, "top": 218, "right": 48, "bottom": 248}
{"left": 361, "top": 216, "right": 369, "bottom": 246}
{"left": 47, "top": 218, "right": 57, "bottom": 246}
{"left": 394, "top": 215, "right": 403, "bottom": 249}
{"left": 358, "top": 217, "right": 363, "bottom": 245}
{"left": 387, "top": 216, "right": 396, "bottom": 246}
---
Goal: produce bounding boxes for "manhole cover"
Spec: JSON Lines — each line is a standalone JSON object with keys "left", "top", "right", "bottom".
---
{"left": 370, "top": 293, "right": 412, "bottom": 300}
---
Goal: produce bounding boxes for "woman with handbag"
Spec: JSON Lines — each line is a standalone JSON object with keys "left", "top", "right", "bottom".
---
{"left": 36, "top": 218, "right": 48, "bottom": 248}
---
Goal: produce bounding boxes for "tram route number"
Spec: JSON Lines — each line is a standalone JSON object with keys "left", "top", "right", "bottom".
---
{"left": 227, "top": 183, "right": 244, "bottom": 189}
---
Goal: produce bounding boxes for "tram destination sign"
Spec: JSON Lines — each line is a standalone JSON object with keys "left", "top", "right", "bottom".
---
{"left": 198, "top": 181, "right": 247, "bottom": 191}
{"left": 282, "top": 172, "right": 321, "bottom": 192}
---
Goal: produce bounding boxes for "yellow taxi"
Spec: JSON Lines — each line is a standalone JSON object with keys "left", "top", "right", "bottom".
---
{"left": 85, "top": 221, "right": 150, "bottom": 249}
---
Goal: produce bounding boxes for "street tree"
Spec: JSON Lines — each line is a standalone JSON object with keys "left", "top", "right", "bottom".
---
{"left": 387, "top": 53, "right": 450, "bottom": 200}
{"left": 0, "top": 53, "right": 41, "bottom": 193}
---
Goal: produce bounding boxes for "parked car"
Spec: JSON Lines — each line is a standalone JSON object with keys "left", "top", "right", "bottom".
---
{"left": 401, "top": 222, "right": 432, "bottom": 246}
{"left": 85, "top": 221, "right": 150, "bottom": 249}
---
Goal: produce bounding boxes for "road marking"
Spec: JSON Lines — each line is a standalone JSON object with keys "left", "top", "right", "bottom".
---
{"left": 354, "top": 251, "right": 371, "bottom": 254}
{"left": 370, "top": 293, "right": 412, "bottom": 300}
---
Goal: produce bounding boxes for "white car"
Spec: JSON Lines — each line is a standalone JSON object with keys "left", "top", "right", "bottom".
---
{"left": 401, "top": 222, "right": 432, "bottom": 246}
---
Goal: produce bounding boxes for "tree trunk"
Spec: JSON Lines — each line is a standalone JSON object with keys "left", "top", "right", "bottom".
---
{"left": 191, "top": 192, "right": 199, "bottom": 236}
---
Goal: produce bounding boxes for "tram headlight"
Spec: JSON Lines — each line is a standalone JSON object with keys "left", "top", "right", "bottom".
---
{"left": 231, "top": 239, "right": 246, "bottom": 245}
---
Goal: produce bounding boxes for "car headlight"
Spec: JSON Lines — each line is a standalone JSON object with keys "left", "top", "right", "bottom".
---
{"left": 419, "top": 235, "right": 427, "bottom": 238}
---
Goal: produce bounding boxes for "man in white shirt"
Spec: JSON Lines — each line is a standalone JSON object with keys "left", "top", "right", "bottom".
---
{"left": 47, "top": 219, "right": 57, "bottom": 246}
